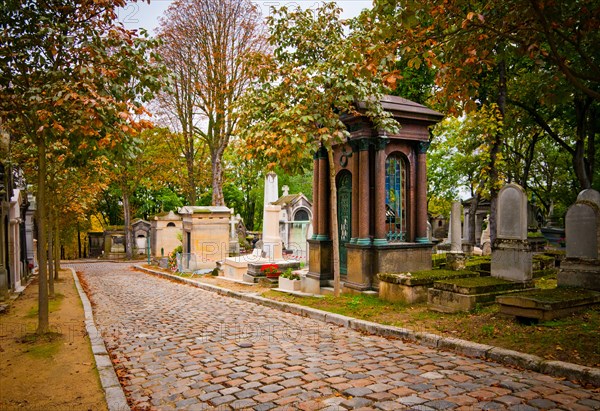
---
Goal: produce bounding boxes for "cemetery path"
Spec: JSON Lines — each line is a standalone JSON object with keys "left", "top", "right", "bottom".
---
{"left": 71, "top": 261, "right": 600, "bottom": 411}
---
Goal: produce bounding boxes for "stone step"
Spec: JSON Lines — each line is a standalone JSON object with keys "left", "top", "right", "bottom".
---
{"left": 433, "top": 276, "right": 534, "bottom": 295}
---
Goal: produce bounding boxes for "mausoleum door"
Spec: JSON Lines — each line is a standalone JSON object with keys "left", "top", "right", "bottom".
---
{"left": 337, "top": 172, "right": 352, "bottom": 275}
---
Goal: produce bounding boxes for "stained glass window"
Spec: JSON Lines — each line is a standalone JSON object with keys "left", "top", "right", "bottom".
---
{"left": 385, "top": 154, "right": 407, "bottom": 242}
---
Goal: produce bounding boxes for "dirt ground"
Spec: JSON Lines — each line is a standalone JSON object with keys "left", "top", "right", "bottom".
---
{"left": 0, "top": 270, "right": 107, "bottom": 411}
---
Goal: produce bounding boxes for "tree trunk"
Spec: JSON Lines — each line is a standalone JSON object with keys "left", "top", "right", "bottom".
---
{"left": 47, "top": 213, "right": 55, "bottom": 299}
{"left": 211, "top": 152, "right": 225, "bottom": 206}
{"left": 467, "top": 194, "right": 479, "bottom": 245}
{"left": 573, "top": 96, "right": 592, "bottom": 189}
{"left": 521, "top": 133, "right": 541, "bottom": 190}
{"left": 77, "top": 221, "right": 82, "bottom": 259}
{"left": 37, "top": 138, "right": 49, "bottom": 334}
{"left": 54, "top": 208, "right": 60, "bottom": 278}
{"left": 186, "top": 151, "right": 196, "bottom": 206}
{"left": 123, "top": 191, "right": 133, "bottom": 259}
{"left": 326, "top": 147, "right": 341, "bottom": 297}
{"left": 489, "top": 59, "right": 507, "bottom": 245}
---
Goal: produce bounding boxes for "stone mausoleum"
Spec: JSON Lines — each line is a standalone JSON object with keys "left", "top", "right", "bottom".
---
{"left": 306, "top": 95, "right": 444, "bottom": 293}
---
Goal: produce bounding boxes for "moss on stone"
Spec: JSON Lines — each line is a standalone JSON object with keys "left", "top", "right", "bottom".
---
{"left": 434, "top": 276, "right": 534, "bottom": 295}
{"left": 508, "top": 287, "right": 600, "bottom": 303}
{"left": 377, "top": 269, "right": 478, "bottom": 286}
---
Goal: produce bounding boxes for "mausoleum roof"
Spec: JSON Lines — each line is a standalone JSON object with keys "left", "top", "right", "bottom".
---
{"left": 354, "top": 95, "right": 444, "bottom": 123}
{"left": 178, "top": 205, "right": 231, "bottom": 215}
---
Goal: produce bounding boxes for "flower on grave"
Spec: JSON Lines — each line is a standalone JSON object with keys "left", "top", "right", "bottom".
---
{"left": 261, "top": 264, "right": 280, "bottom": 277}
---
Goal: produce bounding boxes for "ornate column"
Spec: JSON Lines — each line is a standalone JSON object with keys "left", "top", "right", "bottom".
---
{"left": 357, "top": 139, "right": 371, "bottom": 246}
{"left": 350, "top": 142, "right": 359, "bottom": 244}
{"left": 373, "top": 136, "right": 389, "bottom": 246}
{"left": 316, "top": 147, "right": 329, "bottom": 240}
{"left": 415, "top": 141, "right": 430, "bottom": 243}
{"left": 311, "top": 150, "right": 319, "bottom": 240}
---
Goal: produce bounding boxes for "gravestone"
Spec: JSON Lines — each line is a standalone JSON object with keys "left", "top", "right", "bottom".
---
{"left": 229, "top": 209, "right": 240, "bottom": 255}
{"left": 491, "top": 183, "right": 533, "bottom": 282}
{"left": 447, "top": 201, "right": 466, "bottom": 270}
{"left": 450, "top": 201, "right": 463, "bottom": 252}
{"left": 497, "top": 184, "right": 528, "bottom": 240}
{"left": 480, "top": 215, "right": 491, "bottom": 255}
{"left": 558, "top": 189, "right": 600, "bottom": 291}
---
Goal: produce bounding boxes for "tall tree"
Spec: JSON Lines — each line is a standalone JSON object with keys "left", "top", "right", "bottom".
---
{"left": 365, "top": 0, "right": 599, "bottom": 239}
{"left": 1, "top": 0, "right": 161, "bottom": 333}
{"left": 157, "top": 0, "right": 267, "bottom": 206}
{"left": 107, "top": 127, "right": 180, "bottom": 259}
{"left": 239, "top": 3, "right": 398, "bottom": 295}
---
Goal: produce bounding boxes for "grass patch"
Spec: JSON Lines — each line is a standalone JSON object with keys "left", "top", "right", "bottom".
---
{"left": 18, "top": 332, "right": 63, "bottom": 359}
{"left": 25, "top": 293, "right": 64, "bottom": 318}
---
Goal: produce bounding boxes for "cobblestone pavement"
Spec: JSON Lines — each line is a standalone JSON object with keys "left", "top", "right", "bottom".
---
{"left": 70, "top": 262, "right": 600, "bottom": 411}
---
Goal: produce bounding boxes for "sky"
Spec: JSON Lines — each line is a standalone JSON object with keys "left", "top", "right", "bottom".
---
{"left": 116, "top": 0, "right": 372, "bottom": 34}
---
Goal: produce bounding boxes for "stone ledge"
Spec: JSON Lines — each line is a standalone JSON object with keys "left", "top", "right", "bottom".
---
{"left": 71, "top": 268, "right": 129, "bottom": 411}
{"left": 540, "top": 361, "right": 600, "bottom": 386}
{"left": 135, "top": 265, "right": 600, "bottom": 387}
{"left": 486, "top": 347, "right": 544, "bottom": 372}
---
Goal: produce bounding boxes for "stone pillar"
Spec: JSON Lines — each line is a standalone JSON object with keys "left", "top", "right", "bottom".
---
{"left": 311, "top": 151, "right": 319, "bottom": 240}
{"left": 373, "top": 137, "right": 388, "bottom": 246}
{"left": 317, "top": 148, "right": 329, "bottom": 240}
{"left": 351, "top": 144, "right": 359, "bottom": 244}
{"left": 415, "top": 142, "right": 429, "bottom": 243}
{"left": 448, "top": 201, "right": 466, "bottom": 270}
{"left": 357, "top": 139, "right": 371, "bottom": 246}
{"left": 450, "top": 201, "right": 462, "bottom": 252}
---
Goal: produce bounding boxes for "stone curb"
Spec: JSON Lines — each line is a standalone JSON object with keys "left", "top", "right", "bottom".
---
{"left": 70, "top": 268, "right": 130, "bottom": 411}
{"left": 134, "top": 265, "right": 600, "bottom": 388}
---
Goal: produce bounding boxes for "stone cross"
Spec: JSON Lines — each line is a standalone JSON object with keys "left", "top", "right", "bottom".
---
{"left": 282, "top": 185, "right": 290, "bottom": 196}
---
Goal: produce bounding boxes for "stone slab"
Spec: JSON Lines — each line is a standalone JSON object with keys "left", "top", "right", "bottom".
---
{"left": 491, "top": 244, "right": 533, "bottom": 282}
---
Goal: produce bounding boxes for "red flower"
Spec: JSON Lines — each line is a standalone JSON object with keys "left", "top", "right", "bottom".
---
{"left": 261, "top": 264, "right": 280, "bottom": 277}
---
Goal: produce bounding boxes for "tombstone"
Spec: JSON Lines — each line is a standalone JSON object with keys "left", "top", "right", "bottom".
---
{"left": 558, "top": 189, "right": 600, "bottom": 291}
{"left": 447, "top": 201, "right": 465, "bottom": 270}
{"left": 480, "top": 215, "right": 491, "bottom": 255}
{"left": 132, "top": 219, "right": 151, "bottom": 255}
{"left": 151, "top": 211, "right": 182, "bottom": 257}
{"left": 491, "top": 183, "right": 533, "bottom": 282}
{"left": 577, "top": 189, "right": 600, "bottom": 207}
{"left": 229, "top": 209, "right": 240, "bottom": 255}
{"left": 179, "top": 206, "right": 231, "bottom": 270}
{"left": 262, "top": 204, "right": 283, "bottom": 260}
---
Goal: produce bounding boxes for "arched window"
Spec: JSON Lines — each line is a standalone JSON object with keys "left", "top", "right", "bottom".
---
{"left": 293, "top": 209, "right": 309, "bottom": 221}
{"left": 385, "top": 154, "right": 407, "bottom": 241}
{"left": 167, "top": 222, "right": 176, "bottom": 227}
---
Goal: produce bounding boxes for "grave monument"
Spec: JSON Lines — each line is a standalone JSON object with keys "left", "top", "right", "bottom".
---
{"left": 306, "top": 95, "right": 444, "bottom": 294}
{"left": 446, "top": 201, "right": 466, "bottom": 270}
{"left": 151, "top": 210, "right": 182, "bottom": 258}
{"left": 491, "top": 183, "right": 533, "bottom": 282}
{"left": 179, "top": 205, "right": 230, "bottom": 271}
{"left": 557, "top": 189, "right": 600, "bottom": 291}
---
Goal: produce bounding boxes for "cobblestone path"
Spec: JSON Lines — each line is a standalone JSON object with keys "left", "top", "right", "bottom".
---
{"left": 71, "top": 262, "right": 600, "bottom": 411}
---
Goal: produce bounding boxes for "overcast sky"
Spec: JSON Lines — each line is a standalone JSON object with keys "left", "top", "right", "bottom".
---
{"left": 116, "top": 0, "right": 372, "bottom": 35}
